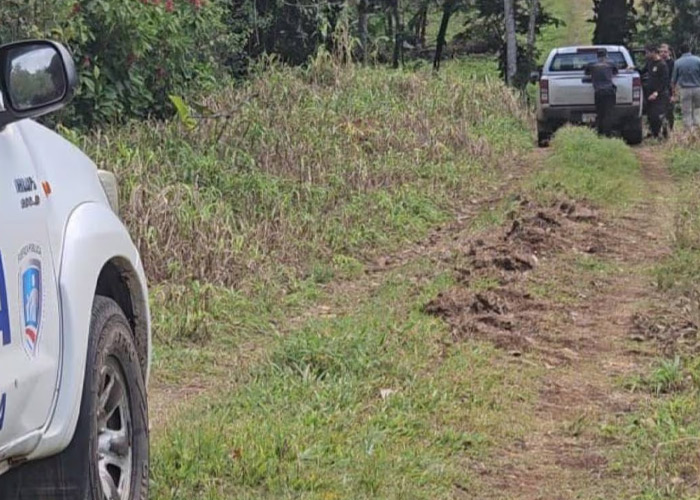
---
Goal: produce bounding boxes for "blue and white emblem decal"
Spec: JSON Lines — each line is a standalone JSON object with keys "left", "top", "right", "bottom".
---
{"left": 0, "top": 251, "right": 10, "bottom": 347}
{"left": 18, "top": 244, "right": 42, "bottom": 357}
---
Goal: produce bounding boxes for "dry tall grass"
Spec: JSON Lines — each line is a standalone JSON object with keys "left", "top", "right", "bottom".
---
{"left": 80, "top": 59, "right": 531, "bottom": 287}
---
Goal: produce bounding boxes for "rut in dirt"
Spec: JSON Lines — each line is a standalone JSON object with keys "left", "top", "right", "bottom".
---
{"left": 425, "top": 145, "right": 684, "bottom": 498}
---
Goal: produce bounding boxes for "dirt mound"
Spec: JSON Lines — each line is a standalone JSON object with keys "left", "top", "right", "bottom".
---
{"left": 425, "top": 197, "right": 609, "bottom": 356}
{"left": 425, "top": 288, "right": 538, "bottom": 352}
{"left": 464, "top": 199, "right": 601, "bottom": 278}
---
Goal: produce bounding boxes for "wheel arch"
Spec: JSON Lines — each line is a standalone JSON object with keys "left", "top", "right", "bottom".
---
{"left": 95, "top": 258, "right": 149, "bottom": 378}
{"left": 27, "top": 202, "right": 150, "bottom": 461}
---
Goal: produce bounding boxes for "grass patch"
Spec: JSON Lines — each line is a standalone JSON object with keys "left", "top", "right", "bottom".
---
{"left": 531, "top": 126, "right": 642, "bottom": 208}
{"left": 655, "top": 135, "right": 700, "bottom": 293}
{"left": 150, "top": 265, "right": 541, "bottom": 499}
{"left": 73, "top": 59, "right": 530, "bottom": 289}
{"left": 604, "top": 356, "right": 700, "bottom": 499}
{"left": 102, "top": 57, "right": 538, "bottom": 497}
{"left": 539, "top": 0, "right": 594, "bottom": 59}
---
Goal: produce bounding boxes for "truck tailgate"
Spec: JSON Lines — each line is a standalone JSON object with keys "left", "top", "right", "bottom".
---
{"left": 548, "top": 73, "right": 635, "bottom": 106}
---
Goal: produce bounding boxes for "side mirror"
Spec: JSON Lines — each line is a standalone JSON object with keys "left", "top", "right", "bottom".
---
{"left": 529, "top": 70, "right": 540, "bottom": 84}
{"left": 0, "top": 40, "right": 77, "bottom": 128}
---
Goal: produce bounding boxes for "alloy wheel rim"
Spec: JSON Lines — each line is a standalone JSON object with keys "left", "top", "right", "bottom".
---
{"left": 97, "top": 357, "right": 133, "bottom": 500}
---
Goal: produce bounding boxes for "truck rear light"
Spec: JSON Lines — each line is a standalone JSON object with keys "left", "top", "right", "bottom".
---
{"left": 540, "top": 78, "right": 549, "bottom": 104}
{"left": 632, "top": 76, "right": 641, "bottom": 103}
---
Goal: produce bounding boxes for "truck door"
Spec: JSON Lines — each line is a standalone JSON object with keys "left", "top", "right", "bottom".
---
{"left": 0, "top": 125, "right": 61, "bottom": 458}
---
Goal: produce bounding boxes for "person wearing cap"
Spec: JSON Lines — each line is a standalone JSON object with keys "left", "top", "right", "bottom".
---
{"left": 585, "top": 48, "right": 619, "bottom": 137}
{"left": 672, "top": 42, "right": 700, "bottom": 128}
{"left": 660, "top": 43, "right": 675, "bottom": 130}
{"left": 645, "top": 45, "right": 671, "bottom": 139}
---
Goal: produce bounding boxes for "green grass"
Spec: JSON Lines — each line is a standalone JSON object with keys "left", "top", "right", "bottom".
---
{"left": 150, "top": 263, "right": 542, "bottom": 499}
{"left": 539, "top": 0, "right": 594, "bottom": 61}
{"left": 70, "top": 56, "right": 537, "bottom": 498}
{"left": 616, "top": 126, "right": 700, "bottom": 500}
{"left": 74, "top": 59, "right": 529, "bottom": 289}
{"left": 654, "top": 135, "right": 700, "bottom": 293}
{"left": 66, "top": 58, "right": 533, "bottom": 402}
{"left": 531, "top": 126, "right": 643, "bottom": 208}
{"left": 603, "top": 355, "right": 700, "bottom": 499}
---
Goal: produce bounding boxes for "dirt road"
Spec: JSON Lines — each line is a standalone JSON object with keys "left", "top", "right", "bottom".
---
{"left": 426, "top": 145, "right": 689, "bottom": 498}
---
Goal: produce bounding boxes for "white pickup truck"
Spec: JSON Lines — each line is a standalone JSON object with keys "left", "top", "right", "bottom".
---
{"left": 533, "top": 45, "right": 644, "bottom": 147}
{"left": 0, "top": 41, "right": 150, "bottom": 499}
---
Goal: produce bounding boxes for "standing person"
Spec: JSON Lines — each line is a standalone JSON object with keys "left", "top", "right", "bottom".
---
{"left": 585, "top": 48, "right": 619, "bottom": 137}
{"left": 660, "top": 43, "right": 675, "bottom": 131}
{"left": 645, "top": 45, "right": 670, "bottom": 139}
{"left": 671, "top": 43, "right": 700, "bottom": 129}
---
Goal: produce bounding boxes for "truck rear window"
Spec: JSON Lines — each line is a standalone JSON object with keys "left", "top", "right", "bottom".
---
{"left": 550, "top": 51, "right": 628, "bottom": 72}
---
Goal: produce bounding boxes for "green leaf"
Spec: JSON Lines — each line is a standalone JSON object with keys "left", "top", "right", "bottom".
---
{"left": 169, "top": 95, "right": 197, "bottom": 130}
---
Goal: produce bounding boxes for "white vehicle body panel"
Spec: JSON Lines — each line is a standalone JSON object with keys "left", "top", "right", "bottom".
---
{"left": 0, "top": 123, "right": 62, "bottom": 457}
{"left": 0, "top": 119, "right": 151, "bottom": 466}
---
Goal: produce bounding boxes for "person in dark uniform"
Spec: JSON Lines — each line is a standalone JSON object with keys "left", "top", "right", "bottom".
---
{"left": 585, "top": 48, "right": 618, "bottom": 137}
{"left": 660, "top": 43, "right": 675, "bottom": 131}
{"left": 645, "top": 45, "right": 671, "bottom": 139}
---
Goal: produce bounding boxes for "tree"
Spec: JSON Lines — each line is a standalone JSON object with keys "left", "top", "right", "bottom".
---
{"left": 390, "top": 0, "right": 403, "bottom": 68}
{"left": 358, "top": 0, "right": 369, "bottom": 62}
{"left": 408, "top": 0, "right": 430, "bottom": 48}
{"left": 630, "top": 0, "right": 700, "bottom": 51}
{"left": 433, "top": 0, "right": 455, "bottom": 71}
{"left": 592, "top": 0, "right": 636, "bottom": 45}
{"left": 526, "top": 0, "right": 539, "bottom": 58}
{"left": 504, "top": 0, "right": 517, "bottom": 85}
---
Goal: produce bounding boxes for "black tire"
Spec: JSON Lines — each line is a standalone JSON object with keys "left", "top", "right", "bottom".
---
{"left": 537, "top": 121, "right": 552, "bottom": 148}
{"left": 622, "top": 118, "right": 643, "bottom": 145}
{"left": 0, "top": 296, "right": 148, "bottom": 500}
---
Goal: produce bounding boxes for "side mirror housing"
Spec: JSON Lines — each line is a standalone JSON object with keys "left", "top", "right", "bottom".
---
{"left": 0, "top": 40, "right": 77, "bottom": 129}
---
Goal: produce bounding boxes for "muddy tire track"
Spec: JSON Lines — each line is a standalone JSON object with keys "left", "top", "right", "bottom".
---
{"left": 427, "top": 145, "right": 678, "bottom": 498}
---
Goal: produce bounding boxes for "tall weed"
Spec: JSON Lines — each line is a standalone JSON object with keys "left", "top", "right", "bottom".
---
{"left": 78, "top": 61, "right": 531, "bottom": 288}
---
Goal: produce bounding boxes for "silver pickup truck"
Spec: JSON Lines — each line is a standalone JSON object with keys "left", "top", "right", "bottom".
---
{"left": 534, "top": 45, "right": 643, "bottom": 147}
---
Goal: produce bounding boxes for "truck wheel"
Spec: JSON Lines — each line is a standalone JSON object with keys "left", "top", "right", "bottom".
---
{"left": 0, "top": 296, "right": 148, "bottom": 500}
{"left": 622, "top": 118, "right": 643, "bottom": 146}
{"left": 537, "top": 122, "right": 552, "bottom": 148}
{"left": 83, "top": 296, "right": 149, "bottom": 499}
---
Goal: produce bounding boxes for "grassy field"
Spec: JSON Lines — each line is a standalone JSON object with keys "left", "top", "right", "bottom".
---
{"left": 64, "top": 0, "right": 700, "bottom": 495}
{"left": 67, "top": 57, "right": 537, "bottom": 498}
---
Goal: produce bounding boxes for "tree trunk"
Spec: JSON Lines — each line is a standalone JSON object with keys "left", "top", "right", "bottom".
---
{"left": 358, "top": 0, "right": 369, "bottom": 63}
{"left": 433, "top": 0, "right": 454, "bottom": 71}
{"left": 419, "top": 6, "right": 428, "bottom": 47}
{"left": 504, "top": 0, "right": 517, "bottom": 85}
{"left": 527, "top": 0, "right": 539, "bottom": 57}
{"left": 392, "top": 0, "right": 403, "bottom": 68}
{"left": 386, "top": 7, "right": 394, "bottom": 40}
{"left": 593, "top": 0, "right": 635, "bottom": 45}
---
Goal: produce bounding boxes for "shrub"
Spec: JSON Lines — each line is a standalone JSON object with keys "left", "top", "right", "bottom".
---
{"left": 0, "top": 0, "right": 243, "bottom": 126}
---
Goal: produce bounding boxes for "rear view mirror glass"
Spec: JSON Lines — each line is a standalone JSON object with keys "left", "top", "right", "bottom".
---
{"left": 4, "top": 44, "right": 67, "bottom": 112}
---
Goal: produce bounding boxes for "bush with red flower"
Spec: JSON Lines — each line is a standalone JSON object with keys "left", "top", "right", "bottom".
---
{"left": 0, "top": 0, "right": 243, "bottom": 126}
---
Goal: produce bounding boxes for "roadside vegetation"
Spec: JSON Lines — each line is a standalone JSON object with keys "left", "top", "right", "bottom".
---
{"left": 68, "top": 58, "right": 536, "bottom": 498}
